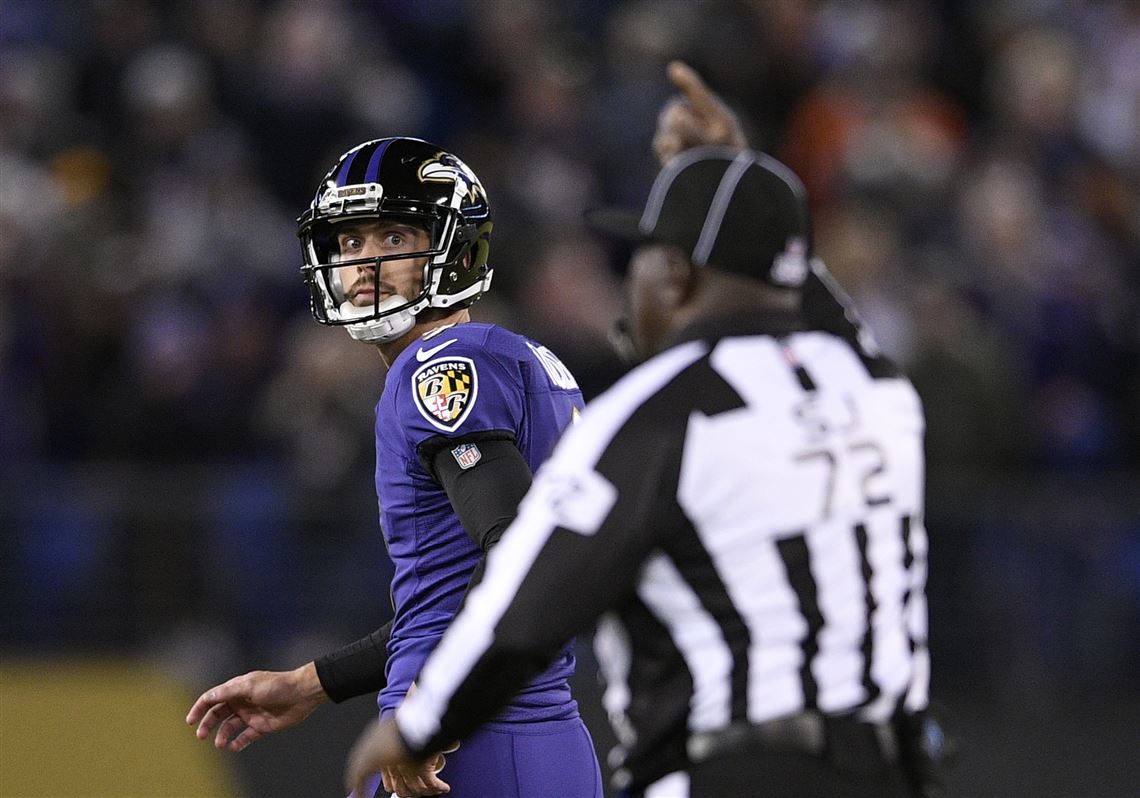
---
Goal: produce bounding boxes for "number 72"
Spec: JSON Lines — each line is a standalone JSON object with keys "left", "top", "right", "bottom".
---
{"left": 794, "top": 441, "right": 891, "bottom": 520}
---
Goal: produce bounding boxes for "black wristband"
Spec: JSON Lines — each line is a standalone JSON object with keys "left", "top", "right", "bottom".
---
{"left": 313, "top": 621, "right": 392, "bottom": 704}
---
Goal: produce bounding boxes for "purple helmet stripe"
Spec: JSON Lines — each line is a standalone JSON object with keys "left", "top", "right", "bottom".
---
{"left": 335, "top": 146, "right": 362, "bottom": 185}
{"left": 364, "top": 138, "right": 395, "bottom": 184}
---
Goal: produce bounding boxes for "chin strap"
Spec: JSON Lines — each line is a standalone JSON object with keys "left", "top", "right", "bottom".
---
{"left": 340, "top": 296, "right": 418, "bottom": 343}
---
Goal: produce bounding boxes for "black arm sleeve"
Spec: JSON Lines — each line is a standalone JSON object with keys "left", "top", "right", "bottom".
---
{"left": 312, "top": 620, "right": 392, "bottom": 704}
{"left": 431, "top": 437, "right": 533, "bottom": 548}
{"left": 416, "top": 430, "right": 532, "bottom": 556}
{"left": 431, "top": 436, "right": 534, "bottom": 602}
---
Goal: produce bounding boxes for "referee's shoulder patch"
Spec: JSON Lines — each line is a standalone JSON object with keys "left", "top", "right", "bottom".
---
{"left": 411, "top": 355, "right": 479, "bottom": 432}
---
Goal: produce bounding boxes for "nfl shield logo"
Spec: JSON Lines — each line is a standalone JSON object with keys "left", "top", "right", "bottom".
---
{"left": 412, "top": 356, "right": 478, "bottom": 432}
{"left": 451, "top": 443, "right": 482, "bottom": 470}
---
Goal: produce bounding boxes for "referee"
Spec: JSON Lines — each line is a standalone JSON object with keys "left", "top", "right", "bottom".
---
{"left": 346, "top": 147, "right": 948, "bottom": 798}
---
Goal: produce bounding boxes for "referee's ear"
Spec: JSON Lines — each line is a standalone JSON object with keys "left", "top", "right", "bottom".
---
{"left": 663, "top": 245, "right": 699, "bottom": 308}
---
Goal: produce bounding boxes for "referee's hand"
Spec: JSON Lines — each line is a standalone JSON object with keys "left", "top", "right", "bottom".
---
{"left": 652, "top": 60, "right": 750, "bottom": 166}
{"left": 347, "top": 718, "right": 450, "bottom": 797}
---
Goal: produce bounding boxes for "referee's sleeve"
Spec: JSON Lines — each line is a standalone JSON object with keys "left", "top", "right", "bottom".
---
{"left": 395, "top": 422, "right": 675, "bottom": 756}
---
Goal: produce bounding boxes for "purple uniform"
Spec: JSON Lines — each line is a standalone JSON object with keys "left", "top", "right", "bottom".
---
{"left": 373, "top": 321, "right": 601, "bottom": 797}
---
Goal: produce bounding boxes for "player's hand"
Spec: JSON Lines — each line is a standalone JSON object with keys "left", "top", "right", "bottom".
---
{"left": 185, "top": 662, "right": 330, "bottom": 752}
{"left": 380, "top": 752, "right": 450, "bottom": 797}
{"left": 653, "top": 60, "right": 750, "bottom": 166}
{"left": 346, "top": 719, "right": 451, "bottom": 796}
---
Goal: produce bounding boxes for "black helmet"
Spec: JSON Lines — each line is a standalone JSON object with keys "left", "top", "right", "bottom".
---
{"left": 297, "top": 137, "right": 493, "bottom": 343}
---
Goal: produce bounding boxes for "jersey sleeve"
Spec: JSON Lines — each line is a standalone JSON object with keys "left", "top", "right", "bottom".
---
{"left": 393, "top": 339, "right": 526, "bottom": 455}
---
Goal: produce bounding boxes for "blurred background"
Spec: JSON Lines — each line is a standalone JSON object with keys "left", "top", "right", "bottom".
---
{"left": 1, "top": 0, "right": 1137, "bottom": 796}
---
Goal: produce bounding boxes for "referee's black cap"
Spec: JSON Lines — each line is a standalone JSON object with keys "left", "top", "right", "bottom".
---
{"left": 587, "top": 146, "right": 812, "bottom": 288}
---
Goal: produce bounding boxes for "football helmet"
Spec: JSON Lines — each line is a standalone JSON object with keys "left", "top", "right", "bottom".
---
{"left": 298, "top": 137, "right": 493, "bottom": 343}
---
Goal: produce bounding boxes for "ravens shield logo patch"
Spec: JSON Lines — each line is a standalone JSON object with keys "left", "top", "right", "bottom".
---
{"left": 412, "top": 356, "right": 478, "bottom": 432}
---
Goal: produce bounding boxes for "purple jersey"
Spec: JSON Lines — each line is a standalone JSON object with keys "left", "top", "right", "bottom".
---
{"left": 375, "top": 322, "right": 584, "bottom": 721}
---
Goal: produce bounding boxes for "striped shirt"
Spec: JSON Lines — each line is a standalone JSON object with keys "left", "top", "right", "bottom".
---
{"left": 395, "top": 308, "right": 931, "bottom": 790}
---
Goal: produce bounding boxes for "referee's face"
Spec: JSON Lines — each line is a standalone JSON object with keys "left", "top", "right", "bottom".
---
{"left": 627, "top": 244, "right": 688, "bottom": 358}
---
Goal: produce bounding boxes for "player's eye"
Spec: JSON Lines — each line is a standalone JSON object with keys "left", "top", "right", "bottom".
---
{"left": 385, "top": 232, "right": 405, "bottom": 248}
{"left": 340, "top": 236, "right": 362, "bottom": 253}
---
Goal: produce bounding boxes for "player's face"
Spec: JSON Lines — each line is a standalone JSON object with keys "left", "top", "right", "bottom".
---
{"left": 333, "top": 219, "right": 431, "bottom": 306}
{"left": 626, "top": 244, "right": 681, "bottom": 358}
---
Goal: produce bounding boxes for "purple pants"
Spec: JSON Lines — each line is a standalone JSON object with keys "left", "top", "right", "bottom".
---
{"left": 366, "top": 716, "right": 603, "bottom": 798}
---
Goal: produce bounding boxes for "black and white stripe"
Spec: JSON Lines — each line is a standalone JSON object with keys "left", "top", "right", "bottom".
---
{"left": 397, "top": 313, "right": 929, "bottom": 790}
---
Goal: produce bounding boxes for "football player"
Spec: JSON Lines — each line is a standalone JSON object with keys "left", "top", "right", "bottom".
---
{"left": 188, "top": 137, "right": 602, "bottom": 798}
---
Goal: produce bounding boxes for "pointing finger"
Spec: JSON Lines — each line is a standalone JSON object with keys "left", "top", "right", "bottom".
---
{"left": 663, "top": 60, "right": 749, "bottom": 150}
{"left": 667, "top": 61, "right": 718, "bottom": 116}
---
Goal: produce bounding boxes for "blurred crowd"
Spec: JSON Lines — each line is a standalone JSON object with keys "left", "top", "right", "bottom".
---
{"left": 2, "top": 0, "right": 1138, "bottom": 697}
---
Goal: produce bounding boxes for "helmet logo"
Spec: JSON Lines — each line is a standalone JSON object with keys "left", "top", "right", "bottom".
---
{"left": 316, "top": 182, "right": 383, "bottom": 215}
{"left": 418, "top": 153, "right": 480, "bottom": 204}
{"left": 412, "top": 355, "right": 479, "bottom": 432}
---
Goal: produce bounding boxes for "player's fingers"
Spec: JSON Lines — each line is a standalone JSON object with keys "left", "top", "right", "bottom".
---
{"left": 194, "top": 703, "right": 232, "bottom": 739}
{"left": 393, "top": 761, "right": 449, "bottom": 796}
{"left": 380, "top": 767, "right": 394, "bottom": 795}
{"left": 186, "top": 688, "right": 230, "bottom": 725}
{"left": 227, "top": 725, "right": 262, "bottom": 752}
{"left": 389, "top": 770, "right": 413, "bottom": 797}
{"left": 403, "top": 768, "right": 449, "bottom": 796}
{"left": 188, "top": 675, "right": 253, "bottom": 723}
{"left": 385, "top": 766, "right": 415, "bottom": 798}
{"left": 186, "top": 696, "right": 208, "bottom": 725}
{"left": 421, "top": 769, "right": 450, "bottom": 794}
{"left": 213, "top": 713, "right": 247, "bottom": 749}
